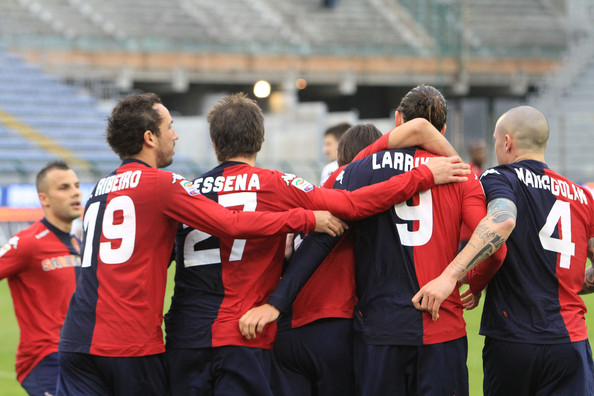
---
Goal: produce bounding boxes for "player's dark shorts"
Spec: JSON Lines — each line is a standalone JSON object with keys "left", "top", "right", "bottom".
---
{"left": 56, "top": 352, "right": 167, "bottom": 396}
{"left": 166, "top": 345, "right": 273, "bottom": 396}
{"left": 354, "top": 333, "right": 469, "bottom": 396}
{"left": 483, "top": 337, "right": 594, "bottom": 396}
{"left": 21, "top": 352, "right": 59, "bottom": 396}
{"left": 272, "top": 317, "right": 354, "bottom": 396}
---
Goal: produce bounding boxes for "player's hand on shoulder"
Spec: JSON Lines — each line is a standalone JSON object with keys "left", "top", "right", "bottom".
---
{"left": 426, "top": 156, "right": 470, "bottom": 185}
{"left": 239, "top": 303, "right": 281, "bottom": 340}
{"left": 313, "top": 211, "right": 348, "bottom": 237}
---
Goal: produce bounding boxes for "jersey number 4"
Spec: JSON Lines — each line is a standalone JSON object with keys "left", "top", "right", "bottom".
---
{"left": 539, "top": 200, "right": 575, "bottom": 269}
{"left": 183, "top": 192, "right": 257, "bottom": 267}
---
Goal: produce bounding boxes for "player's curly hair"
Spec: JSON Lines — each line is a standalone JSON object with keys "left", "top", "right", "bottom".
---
{"left": 106, "top": 93, "right": 163, "bottom": 159}
{"left": 397, "top": 84, "right": 447, "bottom": 132}
{"left": 207, "top": 92, "right": 265, "bottom": 162}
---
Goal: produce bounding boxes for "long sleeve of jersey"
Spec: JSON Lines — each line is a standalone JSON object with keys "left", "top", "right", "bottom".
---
{"left": 297, "top": 165, "right": 435, "bottom": 220}
{"left": 0, "top": 235, "right": 29, "bottom": 279}
{"left": 159, "top": 172, "right": 317, "bottom": 238}
{"left": 267, "top": 232, "right": 341, "bottom": 312}
{"left": 466, "top": 244, "right": 507, "bottom": 294}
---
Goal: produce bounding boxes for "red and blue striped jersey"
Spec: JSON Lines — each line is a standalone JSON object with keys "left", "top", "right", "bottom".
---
{"left": 269, "top": 165, "right": 356, "bottom": 331}
{"left": 0, "top": 219, "right": 80, "bottom": 383}
{"left": 336, "top": 147, "right": 504, "bottom": 345}
{"left": 58, "top": 159, "right": 318, "bottom": 357}
{"left": 479, "top": 160, "right": 594, "bottom": 343}
{"left": 165, "top": 160, "right": 435, "bottom": 349}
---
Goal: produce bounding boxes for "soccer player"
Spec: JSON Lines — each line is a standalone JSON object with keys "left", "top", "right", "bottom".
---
{"left": 320, "top": 122, "right": 350, "bottom": 185}
{"left": 471, "top": 106, "right": 594, "bottom": 395}
{"left": 164, "top": 93, "right": 469, "bottom": 396}
{"left": 238, "top": 121, "right": 460, "bottom": 396}
{"left": 240, "top": 124, "right": 382, "bottom": 396}
{"left": 319, "top": 84, "right": 504, "bottom": 396}
{"left": 55, "top": 92, "right": 346, "bottom": 396}
{"left": 0, "top": 161, "right": 82, "bottom": 395}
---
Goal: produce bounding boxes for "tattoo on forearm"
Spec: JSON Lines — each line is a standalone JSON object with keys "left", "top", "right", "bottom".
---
{"left": 464, "top": 233, "right": 505, "bottom": 272}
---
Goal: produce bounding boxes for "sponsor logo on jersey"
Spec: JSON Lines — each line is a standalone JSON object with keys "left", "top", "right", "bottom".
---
{"left": 0, "top": 243, "right": 11, "bottom": 258}
{"left": 480, "top": 168, "right": 500, "bottom": 179}
{"left": 41, "top": 254, "right": 81, "bottom": 271}
{"left": 171, "top": 172, "right": 186, "bottom": 184}
{"left": 291, "top": 177, "right": 314, "bottom": 192}
{"left": 35, "top": 230, "right": 50, "bottom": 239}
{"left": 281, "top": 173, "right": 297, "bottom": 186}
{"left": 0, "top": 236, "right": 19, "bottom": 258}
{"left": 335, "top": 170, "right": 345, "bottom": 184}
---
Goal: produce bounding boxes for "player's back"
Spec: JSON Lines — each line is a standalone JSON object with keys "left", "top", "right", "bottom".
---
{"left": 60, "top": 159, "right": 180, "bottom": 357}
{"left": 336, "top": 147, "right": 486, "bottom": 345}
{"left": 167, "top": 161, "right": 321, "bottom": 349}
{"left": 479, "top": 160, "right": 594, "bottom": 343}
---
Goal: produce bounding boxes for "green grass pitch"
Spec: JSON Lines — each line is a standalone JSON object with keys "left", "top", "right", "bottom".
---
{"left": 1, "top": 264, "right": 593, "bottom": 396}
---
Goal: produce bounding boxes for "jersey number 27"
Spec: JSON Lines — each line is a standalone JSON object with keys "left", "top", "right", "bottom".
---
{"left": 183, "top": 192, "right": 257, "bottom": 267}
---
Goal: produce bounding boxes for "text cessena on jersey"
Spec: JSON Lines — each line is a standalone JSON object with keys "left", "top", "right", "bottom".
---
{"left": 193, "top": 173, "right": 261, "bottom": 194}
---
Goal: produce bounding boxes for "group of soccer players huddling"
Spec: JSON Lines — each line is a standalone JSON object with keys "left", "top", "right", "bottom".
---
{"left": 1, "top": 84, "right": 593, "bottom": 396}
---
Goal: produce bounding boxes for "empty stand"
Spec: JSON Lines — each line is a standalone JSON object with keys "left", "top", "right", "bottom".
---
{"left": 0, "top": 47, "right": 201, "bottom": 184}
{"left": 530, "top": 32, "right": 594, "bottom": 183}
{"left": 0, "top": 0, "right": 568, "bottom": 56}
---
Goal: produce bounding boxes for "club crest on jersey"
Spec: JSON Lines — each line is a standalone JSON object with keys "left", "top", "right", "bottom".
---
{"left": 180, "top": 179, "right": 201, "bottom": 196}
{"left": 291, "top": 177, "right": 314, "bottom": 193}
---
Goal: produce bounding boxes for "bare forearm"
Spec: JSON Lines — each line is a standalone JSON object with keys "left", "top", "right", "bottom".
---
{"left": 444, "top": 198, "right": 516, "bottom": 281}
{"left": 387, "top": 118, "right": 458, "bottom": 157}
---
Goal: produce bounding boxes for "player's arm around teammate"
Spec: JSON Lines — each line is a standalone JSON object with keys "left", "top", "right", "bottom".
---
{"left": 412, "top": 197, "right": 514, "bottom": 320}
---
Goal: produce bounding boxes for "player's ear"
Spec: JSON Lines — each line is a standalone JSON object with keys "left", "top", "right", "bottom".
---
{"left": 38, "top": 192, "right": 49, "bottom": 208}
{"left": 144, "top": 130, "right": 157, "bottom": 148}
{"left": 394, "top": 111, "right": 404, "bottom": 127}
{"left": 441, "top": 124, "right": 447, "bottom": 136}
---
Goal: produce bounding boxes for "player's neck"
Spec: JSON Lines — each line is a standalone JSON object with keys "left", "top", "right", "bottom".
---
{"left": 225, "top": 155, "right": 256, "bottom": 166}
{"left": 45, "top": 214, "right": 73, "bottom": 234}
{"left": 129, "top": 152, "right": 157, "bottom": 168}
{"left": 513, "top": 152, "right": 545, "bottom": 163}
